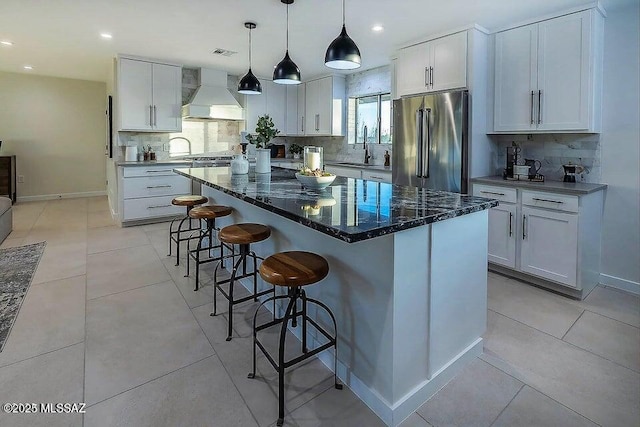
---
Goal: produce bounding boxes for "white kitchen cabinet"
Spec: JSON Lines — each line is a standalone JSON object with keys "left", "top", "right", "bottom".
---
{"left": 493, "top": 9, "right": 604, "bottom": 133}
{"left": 297, "top": 84, "right": 306, "bottom": 135}
{"left": 304, "top": 76, "right": 346, "bottom": 136}
{"left": 324, "top": 165, "right": 361, "bottom": 179}
{"left": 244, "top": 81, "right": 267, "bottom": 134}
{"left": 118, "top": 164, "right": 191, "bottom": 223}
{"left": 117, "top": 57, "right": 182, "bottom": 132}
{"left": 396, "top": 31, "right": 467, "bottom": 97}
{"left": 520, "top": 205, "right": 578, "bottom": 287}
{"left": 285, "top": 86, "right": 299, "bottom": 136}
{"left": 473, "top": 182, "right": 604, "bottom": 298}
{"left": 362, "top": 169, "right": 392, "bottom": 183}
{"left": 245, "top": 79, "right": 290, "bottom": 136}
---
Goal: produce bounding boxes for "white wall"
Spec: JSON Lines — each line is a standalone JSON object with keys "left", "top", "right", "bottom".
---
{"left": 599, "top": 0, "right": 640, "bottom": 291}
{"left": 0, "top": 71, "right": 107, "bottom": 199}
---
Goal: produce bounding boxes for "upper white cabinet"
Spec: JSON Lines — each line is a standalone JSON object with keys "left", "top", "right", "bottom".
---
{"left": 304, "top": 76, "right": 346, "bottom": 136}
{"left": 297, "top": 84, "right": 306, "bottom": 135}
{"left": 493, "top": 9, "right": 604, "bottom": 133}
{"left": 245, "top": 80, "right": 302, "bottom": 136}
{"left": 396, "top": 31, "right": 467, "bottom": 97}
{"left": 117, "top": 57, "right": 182, "bottom": 132}
{"left": 285, "top": 86, "right": 299, "bottom": 136}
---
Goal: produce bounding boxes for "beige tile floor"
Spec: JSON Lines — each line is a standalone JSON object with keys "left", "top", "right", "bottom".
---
{"left": 0, "top": 197, "right": 638, "bottom": 427}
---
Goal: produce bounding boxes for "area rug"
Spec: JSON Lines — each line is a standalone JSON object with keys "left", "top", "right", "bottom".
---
{"left": 0, "top": 242, "right": 46, "bottom": 352}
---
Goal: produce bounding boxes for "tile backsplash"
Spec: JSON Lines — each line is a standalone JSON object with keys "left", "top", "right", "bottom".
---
{"left": 493, "top": 134, "right": 601, "bottom": 183}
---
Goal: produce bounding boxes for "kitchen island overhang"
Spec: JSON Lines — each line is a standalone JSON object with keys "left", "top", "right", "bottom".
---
{"left": 175, "top": 167, "right": 497, "bottom": 426}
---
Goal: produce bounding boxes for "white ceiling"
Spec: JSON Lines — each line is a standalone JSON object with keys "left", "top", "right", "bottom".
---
{"left": 0, "top": 0, "right": 632, "bottom": 83}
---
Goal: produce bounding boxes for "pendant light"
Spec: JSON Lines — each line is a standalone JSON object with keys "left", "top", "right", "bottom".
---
{"left": 238, "top": 22, "right": 262, "bottom": 95}
{"left": 325, "top": 0, "right": 361, "bottom": 70}
{"left": 273, "top": 0, "right": 301, "bottom": 85}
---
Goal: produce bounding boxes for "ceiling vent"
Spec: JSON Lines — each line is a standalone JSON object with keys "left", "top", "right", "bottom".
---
{"left": 212, "top": 48, "right": 237, "bottom": 57}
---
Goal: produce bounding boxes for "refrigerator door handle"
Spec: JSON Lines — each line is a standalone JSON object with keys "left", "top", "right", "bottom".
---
{"left": 415, "top": 108, "right": 423, "bottom": 178}
{"left": 423, "top": 109, "right": 431, "bottom": 178}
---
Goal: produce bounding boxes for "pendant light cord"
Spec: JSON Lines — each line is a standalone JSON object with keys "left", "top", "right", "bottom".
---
{"left": 342, "top": 0, "right": 345, "bottom": 26}
{"left": 286, "top": 3, "right": 289, "bottom": 51}
{"left": 248, "top": 27, "right": 252, "bottom": 67}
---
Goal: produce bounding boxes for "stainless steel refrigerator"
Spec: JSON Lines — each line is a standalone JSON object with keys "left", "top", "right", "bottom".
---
{"left": 392, "top": 90, "right": 469, "bottom": 193}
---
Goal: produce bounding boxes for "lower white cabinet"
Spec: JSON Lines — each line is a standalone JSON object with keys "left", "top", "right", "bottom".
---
{"left": 473, "top": 183, "right": 604, "bottom": 296}
{"left": 520, "top": 206, "right": 578, "bottom": 286}
{"left": 324, "top": 165, "right": 362, "bottom": 179}
{"left": 324, "top": 165, "right": 392, "bottom": 182}
{"left": 362, "top": 170, "right": 392, "bottom": 183}
{"left": 119, "top": 164, "right": 191, "bottom": 223}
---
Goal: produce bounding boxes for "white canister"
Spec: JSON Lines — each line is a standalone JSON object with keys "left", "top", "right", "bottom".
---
{"left": 255, "top": 148, "right": 271, "bottom": 174}
{"left": 125, "top": 146, "right": 138, "bottom": 162}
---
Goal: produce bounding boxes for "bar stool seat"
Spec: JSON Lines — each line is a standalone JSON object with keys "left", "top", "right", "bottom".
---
{"left": 168, "top": 195, "right": 208, "bottom": 266}
{"left": 250, "top": 251, "right": 341, "bottom": 427}
{"left": 185, "top": 205, "right": 233, "bottom": 291}
{"left": 211, "top": 223, "right": 274, "bottom": 341}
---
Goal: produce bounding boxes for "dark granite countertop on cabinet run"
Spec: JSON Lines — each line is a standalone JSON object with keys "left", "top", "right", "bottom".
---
{"left": 471, "top": 176, "right": 607, "bottom": 195}
{"left": 175, "top": 167, "right": 498, "bottom": 243}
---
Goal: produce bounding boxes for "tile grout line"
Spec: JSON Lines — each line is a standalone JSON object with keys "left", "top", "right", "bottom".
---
{"left": 488, "top": 383, "right": 524, "bottom": 427}
{"left": 82, "top": 208, "right": 88, "bottom": 427}
{"left": 488, "top": 309, "right": 640, "bottom": 378}
{"left": 560, "top": 309, "right": 586, "bottom": 340}
{"left": 0, "top": 340, "right": 84, "bottom": 370}
{"left": 582, "top": 308, "right": 640, "bottom": 330}
{"left": 86, "top": 278, "right": 174, "bottom": 302}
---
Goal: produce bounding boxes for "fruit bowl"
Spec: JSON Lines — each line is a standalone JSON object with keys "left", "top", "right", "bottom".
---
{"left": 295, "top": 172, "right": 336, "bottom": 190}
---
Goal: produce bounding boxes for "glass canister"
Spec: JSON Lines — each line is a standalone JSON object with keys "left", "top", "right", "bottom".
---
{"left": 303, "top": 146, "right": 323, "bottom": 171}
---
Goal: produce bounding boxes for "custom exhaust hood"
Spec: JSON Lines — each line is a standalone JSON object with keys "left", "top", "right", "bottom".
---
{"left": 182, "top": 68, "right": 244, "bottom": 121}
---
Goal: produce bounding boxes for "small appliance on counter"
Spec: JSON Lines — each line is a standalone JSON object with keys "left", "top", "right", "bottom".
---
{"left": 563, "top": 163, "right": 585, "bottom": 182}
{"left": 503, "top": 147, "right": 544, "bottom": 182}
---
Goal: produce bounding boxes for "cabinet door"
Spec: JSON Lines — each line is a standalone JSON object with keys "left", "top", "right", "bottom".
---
{"left": 537, "top": 11, "right": 591, "bottom": 131}
{"left": 316, "top": 77, "right": 333, "bottom": 135}
{"left": 494, "top": 25, "right": 538, "bottom": 132}
{"left": 325, "top": 165, "right": 361, "bottom": 179}
{"left": 297, "top": 84, "right": 306, "bottom": 135}
{"left": 305, "top": 80, "right": 318, "bottom": 134}
{"left": 520, "top": 206, "right": 578, "bottom": 287}
{"left": 119, "top": 59, "right": 153, "bottom": 131}
{"left": 430, "top": 32, "right": 467, "bottom": 92}
{"left": 245, "top": 79, "right": 267, "bottom": 134}
{"left": 285, "top": 86, "right": 298, "bottom": 136}
{"left": 152, "top": 63, "right": 182, "bottom": 132}
{"left": 396, "top": 43, "right": 430, "bottom": 97}
{"left": 487, "top": 203, "right": 517, "bottom": 268}
{"left": 265, "top": 81, "right": 286, "bottom": 134}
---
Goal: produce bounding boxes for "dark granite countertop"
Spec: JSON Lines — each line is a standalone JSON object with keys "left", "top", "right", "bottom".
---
{"left": 471, "top": 176, "right": 607, "bottom": 195}
{"left": 175, "top": 167, "right": 497, "bottom": 243}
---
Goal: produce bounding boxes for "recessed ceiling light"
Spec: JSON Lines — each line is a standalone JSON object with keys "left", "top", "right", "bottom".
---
{"left": 100, "top": 33, "right": 113, "bottom": 39}
{"left": 1, "top": 40, "right": 13, "bottom": 46}
{"left": 372, "top": 25, "right": 384, "bottom": 32}
{"left": 23, "top": 65, "right": 33, "bottom": 70}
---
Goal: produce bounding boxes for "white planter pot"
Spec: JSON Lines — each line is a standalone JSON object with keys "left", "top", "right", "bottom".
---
{"left": 255, "top": 148, "right": 271, "bottom": 174}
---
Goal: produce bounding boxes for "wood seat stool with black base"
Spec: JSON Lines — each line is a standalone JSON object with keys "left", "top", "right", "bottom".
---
{"left": 185, "top": 205, "right": 233, "bottom": 292}
{"left": 248, "top": 251, "right": 342, "bottom": 427}
{"left": 210, "top": 223, "right": 275, "bottom": 342}
{"left": 168, "top": 195, "right": 208, "bottom": 266}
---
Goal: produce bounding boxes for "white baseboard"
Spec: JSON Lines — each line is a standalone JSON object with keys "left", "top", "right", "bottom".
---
{"left": 17, "top": 190, "right": 107, "bottom": 202}
{"left": 600, "top": 273, "right": 640, "bottom": 295}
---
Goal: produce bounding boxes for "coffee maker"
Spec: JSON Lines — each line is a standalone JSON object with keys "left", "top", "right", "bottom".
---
{"left": 505, "top": 146, "right": 518, "bottom": 178}
{"left": 563, "top": 164, "right": 585, "bottom": 182}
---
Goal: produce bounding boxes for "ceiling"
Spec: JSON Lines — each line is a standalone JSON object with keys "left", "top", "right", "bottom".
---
{"left": 0, "top": 0, "right": 632, "bottom": 83}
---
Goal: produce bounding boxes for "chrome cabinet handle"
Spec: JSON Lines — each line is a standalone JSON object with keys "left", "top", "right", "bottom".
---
{"left": 149, "top": 105, "right": 153, "bottom": 126}
{"left": 145, "top": 170, "right": 173, "bottom": 173}
{"left": 538, "top": 90, "right": 542, "bottom": 124}
{"left": 425, "top": 67, "right": 429, "bottom": 86}
{"left": 315, "top": 114, "right": 320, "bottom": 131}
{"left": 153, "top": 105, "right": 157, "bottom": 127}
{"left": 146, "top": 185, "right": 172, "bottom": 189}
{"left": 430, "top": 67, "right": 433, "bottom": 87}
{"left": 530, "top": 91, "right": 535, "bottom": 125}
{"left": 301, "top": 116, "right": 304, "bottom": 133}
{"left": 532, "top": 197, "right": 563, "bottom": 204}
{"left": 147, "top": 205, "right": 171, "bottom": 209}
{"left": 522, "top": 215, "right": 527, "bottom": 240}
{"left": 480, "top": 190, "right": 506, "bottom": 196}
{"left": 509, "top": 212, "right": 513, "bottom": 237}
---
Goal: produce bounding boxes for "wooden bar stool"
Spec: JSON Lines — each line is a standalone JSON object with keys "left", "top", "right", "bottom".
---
{"left": 185, "top": 205, "right": 233, "bottom": 291}
{"left": 211, "top": 223, "right": 274, "bottom": 342}
{"left": 249, "top": 251, "right": 342, "bottom": 427}
{"left": 168, "top": 195, "right": 208, "bottom": 266}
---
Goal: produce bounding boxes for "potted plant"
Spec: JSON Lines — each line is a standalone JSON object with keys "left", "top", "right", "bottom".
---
{"left": 289, "top": 143, "right": 303, "bottom": 159}
{"left": 247, "top": 115, "right": 280, "bottom": 173}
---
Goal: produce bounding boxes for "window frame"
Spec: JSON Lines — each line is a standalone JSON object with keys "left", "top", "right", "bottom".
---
{"left": 350, "top": 92, "right": 392, "bottom": 145}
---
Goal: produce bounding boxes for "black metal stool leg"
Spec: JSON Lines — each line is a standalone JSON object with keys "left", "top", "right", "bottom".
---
{"left": 226, "top": 252, "right": 245, "bottom": 341}
{"left": 301, "top": 289, "right": 308, "bottom": 353}
{"left": 277, "top": 291, "right": 299, "bottom": 427}
{"left": 194, "top": 230, "right": 208, "bottom": 292}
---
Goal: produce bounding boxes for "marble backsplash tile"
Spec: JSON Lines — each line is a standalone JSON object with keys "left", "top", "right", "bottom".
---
{"left": 493, "top": 134, "right": 601, "bottom": 183}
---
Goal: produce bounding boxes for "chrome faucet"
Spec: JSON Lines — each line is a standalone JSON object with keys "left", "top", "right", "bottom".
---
{"left": 364, "top": 144, "right": 371, "bottom": 164}
{"left": 168, "top": 137, "right": 192, "bottom": 157}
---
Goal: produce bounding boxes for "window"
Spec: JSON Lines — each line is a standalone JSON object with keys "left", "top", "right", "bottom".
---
{"left": 348, "top": 93, "right": 392, "bottom": 144}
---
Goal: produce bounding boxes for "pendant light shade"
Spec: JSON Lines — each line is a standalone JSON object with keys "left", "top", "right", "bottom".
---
{"left": 238, "top": 22, "right": 262, "bottom": 95}
{"left": 325, "top": 0, "right": 361, "bottom": 70}
{"left": 273, "top": 0, "right": 301, "bottom": 85}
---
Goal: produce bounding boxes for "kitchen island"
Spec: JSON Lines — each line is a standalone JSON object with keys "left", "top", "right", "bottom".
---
{"left": 175, "top": 166, "right": 497, "bottom": 426}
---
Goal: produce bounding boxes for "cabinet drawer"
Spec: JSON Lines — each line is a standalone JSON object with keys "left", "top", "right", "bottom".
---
{"left": 123, "top": 164, "right": 189, "bottom": 177}
{"left": 362, "top": 170, "right": 392, "bottom": 183}
{"left": 123, "top": 195, "right": 184, "bottom": 221}
{"left": 123, "top": 175, "right": 190, "bottom": 199}
{"left": 522, "top": 190, "right": 578, "bottom": 213}
{"left": 472, "top": 184, "right": 517, "bottom": 203}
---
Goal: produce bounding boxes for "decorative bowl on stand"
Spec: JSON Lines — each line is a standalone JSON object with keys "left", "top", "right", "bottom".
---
{"left": 295, "top": 173, "right": 336, "bottom": 190}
